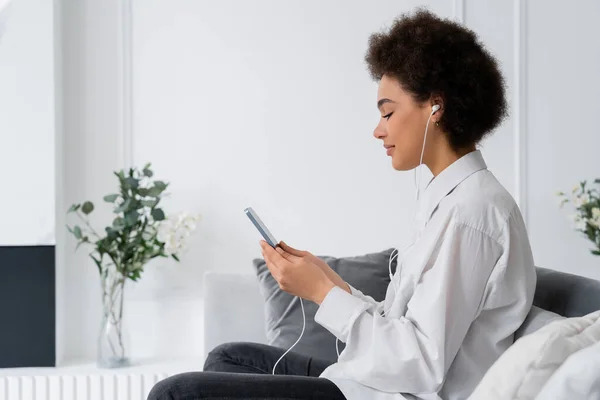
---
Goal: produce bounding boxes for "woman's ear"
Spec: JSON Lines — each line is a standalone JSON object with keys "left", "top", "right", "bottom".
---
{"left": 430, "top": 95, "right": 445, "bottom": 121}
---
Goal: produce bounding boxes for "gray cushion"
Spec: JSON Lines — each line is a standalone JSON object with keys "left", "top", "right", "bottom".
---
{"left": 534, "top": 267, "right": 600, "bottom": 318}
{"left": 253, "top": 248, "right": 396, "bottom": 363}
{"left": 514, "top": 305, "right": 565, "bottom": 341}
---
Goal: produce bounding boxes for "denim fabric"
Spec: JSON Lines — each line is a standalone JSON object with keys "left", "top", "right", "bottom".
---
{"left": 148, "top": 342, "right": 346, "bottom": 400}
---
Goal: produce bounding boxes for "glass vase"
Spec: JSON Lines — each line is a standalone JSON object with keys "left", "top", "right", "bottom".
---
{"left": 98, "top": 269, "right": 130, "bottom": 368}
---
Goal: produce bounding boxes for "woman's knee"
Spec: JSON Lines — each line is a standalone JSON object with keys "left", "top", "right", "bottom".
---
{"left": 203, "top": 342, "right": 270, "bottom": 372}
{"left": 204, "top": 342, "right": 239, "bottom": 369}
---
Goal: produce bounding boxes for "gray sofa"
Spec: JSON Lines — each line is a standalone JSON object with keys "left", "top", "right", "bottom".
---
{"left": 202, "top": 266, "right": 600, "bottom": 360}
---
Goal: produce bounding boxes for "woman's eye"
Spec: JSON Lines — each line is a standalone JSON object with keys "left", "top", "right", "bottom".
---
{"left": 383, "top": 112, "right": 393, "bottom": 120}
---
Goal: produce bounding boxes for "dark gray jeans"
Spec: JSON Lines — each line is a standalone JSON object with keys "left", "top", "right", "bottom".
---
{"left": 147, "top": 342, "right": 347, "bottom": 400}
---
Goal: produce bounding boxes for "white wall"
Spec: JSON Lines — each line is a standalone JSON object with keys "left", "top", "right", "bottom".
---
{"left": 527, "top": 0, "right": 600, "bottom": 282}
{"left": 55, "top": 0, "right": 127, "bottom": 364}
{"left": 56, "top": 0, "right": 600, "bottom": 364}
{"left": 0, "top": 0, "right": 54, "bottom": 245}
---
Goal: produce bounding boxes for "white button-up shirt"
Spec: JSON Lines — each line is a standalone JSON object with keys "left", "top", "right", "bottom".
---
{"left": 315, "top": 150, "right": 536, "bottom": 400}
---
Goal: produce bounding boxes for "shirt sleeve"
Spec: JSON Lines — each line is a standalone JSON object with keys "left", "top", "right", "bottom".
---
{"left": 347, "top": 283, "right": 385, "bottom": 310}
{"left": 314, "top": 222, "right": 503, "bottom": 394}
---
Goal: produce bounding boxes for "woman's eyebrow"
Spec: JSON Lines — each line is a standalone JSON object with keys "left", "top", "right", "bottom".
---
{"left": 377, "top": 98, "right": 396, "bottom": 110}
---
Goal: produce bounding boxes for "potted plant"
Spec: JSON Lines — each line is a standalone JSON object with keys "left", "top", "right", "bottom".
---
{"left": 66, "top": 163, "right": 199, "bottom": 368}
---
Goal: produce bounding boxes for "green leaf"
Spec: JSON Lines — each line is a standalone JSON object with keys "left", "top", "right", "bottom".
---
{"left": 105, "top": 227, "right": 118, "bottom": 240}
{"left": 171, "top": 254, "right": 180, "bottom": 262}
{"left": 104, "top": 194, "right": 119, "bottom": 203}
{"left": 68, "top": 204, "right": 81, "bottom": 213}
{"left": 75, "top": 236, "right": 90, "bottom": 250}
{"left": 147, "top": 182, "right": 168, "bottom": 197}
{"left": 142, "top": 199, "right": 158, "bottom": 208}
{"left": 125, "top": 210, "right": 139, "bottom": 227}
{"left": 592, "top": 250, "right": 600, "bottom": 256}
{"left": 90, "top": 255, "right": 103, "bottom": 275}
{"left": 143, "top": 166, "right": 153, "bottom": 177}
{"left": 146, "top": 187, "right": 162, "bottom": 197}
{"left": 154, "top": 181, "right": 167, "bottom": 190}
{"left": 115, "top": 198, "right": 132, "bottom": 213}
{"left": 125, "top": 177, "right": 139, "bottom": 190}
{"left": 151, "top": 208, "right": 165, "bottom": 221}
{"left": 73, "top": 225, "right": 82, "bottom": 239}
{"left": 130, "top": 199, "right": 143, "bottom": 210}
{"left": 81, "top": 201, "right": 94, "bottom": 215}
{"left": 114, "top": 170, "right": 126, "bottom": 181}
{"left": 112, "top": 217, "right": 125, "bottom": 230}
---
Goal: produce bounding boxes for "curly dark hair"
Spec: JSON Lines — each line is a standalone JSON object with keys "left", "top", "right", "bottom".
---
{"left": 365, "top": 9, "right": 507, "bottom": 150}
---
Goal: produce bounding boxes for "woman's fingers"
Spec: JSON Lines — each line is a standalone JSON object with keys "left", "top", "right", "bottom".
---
{"left": 261, "top": 240, "right": 289, "bottom": 267}
{"left": 280, "top": 241, "right": 307, "bottom": 257}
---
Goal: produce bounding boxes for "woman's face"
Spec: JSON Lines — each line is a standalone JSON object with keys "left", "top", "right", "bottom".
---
{"left": 373, "top": 75, "right": 438, "bottom": 171}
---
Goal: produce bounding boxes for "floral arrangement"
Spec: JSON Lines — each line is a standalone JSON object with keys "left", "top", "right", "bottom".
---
{"left": 558, "top": 180, "right": 600, "bottom": 256}
{"left": 66, "top": 163, "right": 200, "bottom": 280}
{"left": 65, "top": 163, "right": 199, "bottom": 368}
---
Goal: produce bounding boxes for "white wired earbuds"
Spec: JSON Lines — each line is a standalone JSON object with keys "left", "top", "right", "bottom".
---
{"left": 275, "top": 104, "right": 442, "bottom": 370}
{"left": 385, "top": 103, "right": 441, "bottom": 315}
{"left": 272, "top": 296, "right": 306, "bottom": 374}
{"left": 415, "top": 104, "right": 441, "bottom": 202}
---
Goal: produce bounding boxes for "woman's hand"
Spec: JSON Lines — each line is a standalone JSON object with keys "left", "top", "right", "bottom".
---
{"left": 260, "top": 240, "right": 335, "bottom": 304}
{"left": 279, "top": 241, "right": 351, "bottom": 295}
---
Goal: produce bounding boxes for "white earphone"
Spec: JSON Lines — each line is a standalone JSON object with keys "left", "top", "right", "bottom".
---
{"left": 386, "top": 103, "right": 441, "bottom": 316}
{"left": 414, "top": 104, "right": 441, "bottom": 201}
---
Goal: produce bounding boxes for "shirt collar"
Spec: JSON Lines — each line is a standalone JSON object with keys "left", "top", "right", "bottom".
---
{"left": 417, "top": 150, "right": 488, "bottom": 227}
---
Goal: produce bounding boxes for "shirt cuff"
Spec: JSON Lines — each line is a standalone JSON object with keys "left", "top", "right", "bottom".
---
{"left": 314, "top": 285, "right": 371, "bottom": 341}
{"left": 348, "top": 283, "right": 363, "bottom": 297}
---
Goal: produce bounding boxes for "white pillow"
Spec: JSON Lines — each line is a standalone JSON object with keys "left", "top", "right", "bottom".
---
{"left": 467, "top": 310, "right": 600, "bottom": 400}
{"left": 535, "top": 340, "right": 600, "bottom": 400}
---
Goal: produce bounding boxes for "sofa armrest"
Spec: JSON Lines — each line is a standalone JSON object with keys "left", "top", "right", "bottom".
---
{"left": 202, "top": 271, "right": 267, "bottom": 360}
{"left": 534, "top": 267, "right": 600, "bottom": 318}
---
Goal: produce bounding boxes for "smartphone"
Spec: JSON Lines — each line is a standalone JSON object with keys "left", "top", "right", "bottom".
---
{"left": 244, "top": 207, "right": 279, "bottom": 248}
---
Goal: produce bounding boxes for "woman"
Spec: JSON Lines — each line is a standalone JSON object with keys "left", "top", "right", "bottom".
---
{"left": 148, "top": 9, "right": 536, "bottom": 400}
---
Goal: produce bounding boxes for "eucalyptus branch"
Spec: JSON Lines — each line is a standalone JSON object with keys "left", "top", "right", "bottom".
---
{"left": 75, "top": 210, "right": 101, "bottom": 239}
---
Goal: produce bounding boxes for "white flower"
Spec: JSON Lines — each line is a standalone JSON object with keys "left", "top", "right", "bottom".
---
{"left": 573, "top": 193, "right": 590, "bottom": 207}
{"left": 157, "top": 211, "right": 201, "bottom": 256}
{"left": 572, "top": 184, "right": 581, "bottom": 194}
{"left": 139, "top": 176, "right": 153, "bottom": 189}
{"left": 571, "top": 214, "right": 587, "bottom": 231}
{"left": 589, "top": 208, "right": 600, "bottom": 228}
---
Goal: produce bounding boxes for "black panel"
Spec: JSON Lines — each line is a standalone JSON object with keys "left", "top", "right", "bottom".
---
{"left": 0, "top": 245, "right": 55, "bottom": 367}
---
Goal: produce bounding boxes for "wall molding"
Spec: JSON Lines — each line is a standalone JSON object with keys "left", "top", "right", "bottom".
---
{"left": 120, "top": 0, "right": 134, "bottom": 170}
{"left": 514, "top": 0, "right": 528, "bottom": 225}
{"left": 53, "top": 0, "right": 65, "bottom": 366}
{"left": 453, "top": 0, "right": 465, "bottom": 23}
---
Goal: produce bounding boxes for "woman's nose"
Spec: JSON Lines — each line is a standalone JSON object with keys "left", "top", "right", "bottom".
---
{"left": 373, "top": 127, "right": 386, "bottom": 140}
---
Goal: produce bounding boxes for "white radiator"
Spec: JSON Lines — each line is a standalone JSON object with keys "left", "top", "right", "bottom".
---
{"left": 0, "top": 372, "right": 171, "bottom": 400}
